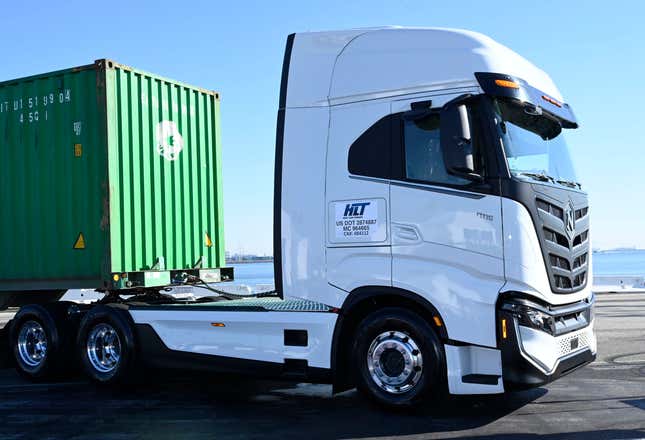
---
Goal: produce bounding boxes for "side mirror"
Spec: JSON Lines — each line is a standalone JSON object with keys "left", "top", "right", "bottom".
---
{"left": 440, "top": 103, "right": 481, "bottom": 181}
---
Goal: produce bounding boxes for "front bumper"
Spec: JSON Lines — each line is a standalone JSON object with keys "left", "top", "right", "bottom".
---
{"left": 498, "top": 298, "right": 597, "bottom": 389}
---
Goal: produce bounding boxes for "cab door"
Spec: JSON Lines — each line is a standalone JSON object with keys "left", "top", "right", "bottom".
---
{"left": 389, "top": 92, "right": 505, "bottom": 348}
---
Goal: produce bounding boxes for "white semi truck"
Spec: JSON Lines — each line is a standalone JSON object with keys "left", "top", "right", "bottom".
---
{"left": 9, "top": 27, "right": 596, "bottom": 407}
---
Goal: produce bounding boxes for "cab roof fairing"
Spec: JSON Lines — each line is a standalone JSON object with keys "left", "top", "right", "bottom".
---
{"left": 283, "top": 27, "right": 566, "bottom": 109}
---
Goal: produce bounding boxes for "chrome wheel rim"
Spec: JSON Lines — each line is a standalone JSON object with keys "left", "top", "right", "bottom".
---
{"left": 17, "top": 320, "right": 48, "bottom": 368}
{"left": 367, "top": 330, "right": 423, "bottom": 394}
{"left": 86, "top": 323, "right": 121, "bottom": 374}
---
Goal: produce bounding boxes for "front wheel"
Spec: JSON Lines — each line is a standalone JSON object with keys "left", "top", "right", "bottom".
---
{"left": 353, "top": 307, "right": 446, "bottom": 407}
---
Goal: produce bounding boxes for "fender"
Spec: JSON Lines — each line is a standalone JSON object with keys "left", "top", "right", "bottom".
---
{"left": 330, "top": 286, "right": 448, "bottom": 393}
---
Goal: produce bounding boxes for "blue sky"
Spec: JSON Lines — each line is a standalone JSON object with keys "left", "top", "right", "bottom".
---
{"left": 2, "top": 0, "right": 643, "bottom": 254}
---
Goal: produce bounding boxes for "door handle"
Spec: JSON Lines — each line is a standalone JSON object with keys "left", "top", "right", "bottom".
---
{"left": 393, "top": 224, "right": 420, "bottom": 242}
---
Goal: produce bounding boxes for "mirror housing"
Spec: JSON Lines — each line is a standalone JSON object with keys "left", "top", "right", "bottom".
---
{"left": 440, "top": 102, "right": 482, "bottom": 181}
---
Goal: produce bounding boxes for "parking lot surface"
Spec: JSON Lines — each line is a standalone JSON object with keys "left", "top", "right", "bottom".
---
{"left": 0, "top": 293, "right": 644, "bottom": 439}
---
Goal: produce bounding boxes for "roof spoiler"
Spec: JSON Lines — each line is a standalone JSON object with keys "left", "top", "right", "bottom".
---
{"left": 475, "top": 72, "right": 578, "bottom": 129}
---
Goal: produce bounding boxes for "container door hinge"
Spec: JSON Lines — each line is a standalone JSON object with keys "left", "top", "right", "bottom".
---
{"left": 151, "top": 256, "right": 165, "bottom": 270}
{"left": 192, "top": 256, "right": 205, "bottom": 269}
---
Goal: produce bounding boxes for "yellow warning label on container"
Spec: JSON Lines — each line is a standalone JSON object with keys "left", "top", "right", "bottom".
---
{"left": 73, "top": 233, "right": 86, "bottom": 249}
{"left": 205, "top": 232, "right": 213, "bottom": 248}
{"left": 74, "top": 144, "right": 82, "bottom": 157}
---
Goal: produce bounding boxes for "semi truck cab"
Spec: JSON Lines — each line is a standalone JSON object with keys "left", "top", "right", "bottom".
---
{"left": 275, "top": 27, "right": 595, "bottom": 399}
{"left": 10, "top": 27, "right": 596, "bottom": 407}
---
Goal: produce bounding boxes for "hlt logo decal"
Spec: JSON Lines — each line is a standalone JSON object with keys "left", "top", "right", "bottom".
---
{"left": 335, "top": 200, "right": 380, "bottom": 241}
{"left": 343, "top": 202, "right": 370, "bottom": 218}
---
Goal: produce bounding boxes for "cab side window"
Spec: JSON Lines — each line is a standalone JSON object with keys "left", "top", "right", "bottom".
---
{"left": 403, "top": 113, "right": 470, "bottom": 186}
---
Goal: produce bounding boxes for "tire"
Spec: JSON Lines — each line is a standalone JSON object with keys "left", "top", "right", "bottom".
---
{"left": 10, "top": 304, "right": 71, "bottom": 380}
{"left": 353, "top": 307, "right": 446, "bottom": 407}
{"left": 77, "top": 305, "right": 137, "bottom": 385}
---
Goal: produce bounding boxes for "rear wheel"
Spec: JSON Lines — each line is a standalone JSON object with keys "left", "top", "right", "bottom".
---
{"left": 11, "top": 304, "right": 69, "bottom": 380}
{"left": 353, "top": 307, "right": 446, "bottom": 407}
{"left": 77, "top": 306, "right": 137, "bottom": 384}
{"left": 86, "top": 323, "right": 122, "bottom": 375}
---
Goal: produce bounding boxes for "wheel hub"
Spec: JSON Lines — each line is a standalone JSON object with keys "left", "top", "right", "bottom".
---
{"left": 380, "top": 348, "right": 405, "bottom": 377}
{"left": 86, "top": 323, "right": 122, "bottom": 374}
{"left": 17, "top": 320, "right": 48, "bottom": 368}
{"left": 367, "top": 330, "right": 423, "bottom": 394}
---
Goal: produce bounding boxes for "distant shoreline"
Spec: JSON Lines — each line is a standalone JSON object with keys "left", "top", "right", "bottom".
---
{"left": 227, "top": 259, "right": 273, "bottom": 265}
{"left": 594, "top": 248, "right": 645, "bottom": 253}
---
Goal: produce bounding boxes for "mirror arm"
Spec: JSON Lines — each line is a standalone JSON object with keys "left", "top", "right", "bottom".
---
{"left": 447, "top": 168, "right": 486, "bottom": 184}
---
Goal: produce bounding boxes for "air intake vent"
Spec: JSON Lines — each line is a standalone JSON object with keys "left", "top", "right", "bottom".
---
{"left": 573, "top": 272, "right": 586, "bottom": 287}
{"left": 573, "top": 253, "right": 587, "bottom": 269}
{"left": 575, "top": 207, "right": 589, "bottom": 220}
{"left": 554, "top": 275, "right": 572, "bottom": 289}
{"left": 544, "top": 227, "right": 569, "bottom": 248}
{"left": 573, "top": 230, "right": 589, "bottom": 247}
{"left": 537, "top": 199, "right": 564, "bottom": 220}
{"left": 550, "top": 254, "right": 571, "bottom": 271}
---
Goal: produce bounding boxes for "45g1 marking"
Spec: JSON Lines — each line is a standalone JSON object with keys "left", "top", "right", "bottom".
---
{"left": 19, "top": 110, "right": 48, "bottom": 124}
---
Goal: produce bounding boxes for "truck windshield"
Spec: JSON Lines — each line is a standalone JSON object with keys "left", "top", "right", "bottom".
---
{"left": 494, "top": 99, "right": 579, "bottom": 187}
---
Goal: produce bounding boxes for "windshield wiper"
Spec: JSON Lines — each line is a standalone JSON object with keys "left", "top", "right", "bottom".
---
{"left": 516, "top": 171, "right": 555, "bottom": 183}
{"left": 556, "top": 179, "right": 581, "bottom": 189}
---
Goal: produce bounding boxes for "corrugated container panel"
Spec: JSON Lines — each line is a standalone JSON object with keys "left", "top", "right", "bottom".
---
{"left": 105, "top": 63, "right": 225, "bottom": 273}
{"left": 0, "top": 67, "right": 107, "bottom": 288}
{"left": 0, "top": 60, "right": 225, "bottom": 293}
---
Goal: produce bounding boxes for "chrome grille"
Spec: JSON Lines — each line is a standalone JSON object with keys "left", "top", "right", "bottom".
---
{"left": 536, "top": 196, "right": 590, "bottom": 294}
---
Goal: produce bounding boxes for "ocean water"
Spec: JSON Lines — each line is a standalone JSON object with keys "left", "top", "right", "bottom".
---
{"left": 228, "top": 262, "right": 275, "bottom": 286}
{"left": 592, "top": 249, "right": 645, "bottom": 276}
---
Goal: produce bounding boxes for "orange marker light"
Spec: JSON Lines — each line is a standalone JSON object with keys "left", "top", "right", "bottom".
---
{"left": 432, "top": 316, "right": 443, "bottom": 327}
{"left": 210, "top": 322, "right": 225, "bottom": 327}
{"left": 502, "top": 319, "right": 508, "bottom": 339}
{"left": 495, "top": 79, "right": 520, "bottom": 89}
{"left": 541, "top": 95, "right": 562, "bottom": 108}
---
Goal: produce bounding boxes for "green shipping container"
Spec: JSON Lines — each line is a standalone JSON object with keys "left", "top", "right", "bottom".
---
{"left": 0, "top": 59, "right": 227, "bottom": 303}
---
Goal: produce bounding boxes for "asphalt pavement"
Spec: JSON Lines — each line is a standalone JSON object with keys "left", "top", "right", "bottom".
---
{"left": 0, "top": 293, "right": 644, "bottom": 439}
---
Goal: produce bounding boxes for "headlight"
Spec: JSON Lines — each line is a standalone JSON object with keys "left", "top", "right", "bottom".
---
{"left": 501, "top": 300, "right": 555, "bottom": 335}
{"left": 520, "top": 307, "right": 555, "bottom": 334}
{"left": 500, "top": 296, "right": 594, "bottom": 338}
